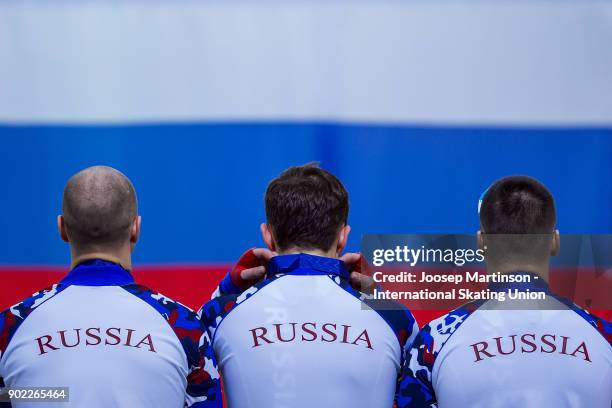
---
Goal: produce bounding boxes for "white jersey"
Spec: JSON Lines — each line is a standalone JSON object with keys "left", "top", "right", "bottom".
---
{"left": 199, "top": 253, "right": 419, "bottom": 408}
{"left": 0, "top": 259, "right": 221, "bottom": 408}
{"left": 399, "top": 272, "right": 612, "bottom": 408}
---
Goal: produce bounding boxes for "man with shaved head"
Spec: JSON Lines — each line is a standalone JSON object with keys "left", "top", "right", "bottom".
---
{"left": 0, "top": 166, "right": 221, "bottom": 408}
{"left": 61, "top": 166, "right": 138, "bottom": 264}
{"left": 59, "top": 166, "right": 140, "bottom": 270}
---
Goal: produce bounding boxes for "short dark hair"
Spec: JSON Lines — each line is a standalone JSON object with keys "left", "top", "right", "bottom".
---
{"left": 62, "top": 166, "right": 137, "bottom": 248}
{"left": 480, "top": 175, "right": 556, "bottom": 259}
{"left": 480, "top": 175, "right": 556, "bottom": 234}
{"left": 265, "top": 163, "right": 349, "bottom": 252}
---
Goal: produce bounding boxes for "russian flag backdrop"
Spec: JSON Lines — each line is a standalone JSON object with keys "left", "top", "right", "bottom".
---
{"left": 0, "top": 1, "right": 611, "bottom": 323}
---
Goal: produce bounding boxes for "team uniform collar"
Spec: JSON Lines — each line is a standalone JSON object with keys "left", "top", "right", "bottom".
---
{"left": 61, "top": 258, "right": 135, "bottom": 286}
{"left": 267, "top": 253, "right": 349, "bottom": 280}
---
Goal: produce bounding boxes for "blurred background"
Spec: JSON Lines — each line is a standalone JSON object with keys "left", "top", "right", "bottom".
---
{"left": 0, "top": 1, "right": 610, "bottom": 321}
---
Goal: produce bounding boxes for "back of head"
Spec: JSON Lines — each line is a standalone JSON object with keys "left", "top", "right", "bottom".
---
{"left": 479, "top": 175, "right": 556, "bottom": 261}
{"left": 62, "top": 166, "right": 137, "bottom": 250}
{"left": 265, "top": 163, "right": 349, "bottom": 253}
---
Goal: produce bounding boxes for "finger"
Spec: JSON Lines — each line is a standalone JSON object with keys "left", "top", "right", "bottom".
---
{"left": 251, "top": 248, "right": 277, "bottom": 263}
{"left": 340, "top": 252, "right": 360, "bottom": 264}
{"left": 240, "top": 265, "right": 267, "bottom": 281}
{"left": 340, "top": 252, "right": 362, "bottom": 272}
{"left": 350, "top": 271, "right": 376, "bottom": 294}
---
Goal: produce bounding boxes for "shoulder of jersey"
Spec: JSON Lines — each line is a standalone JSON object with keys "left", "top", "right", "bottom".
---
{"left": 121, "top": 283, "right": 204, "bottom": 349}
{"left": 0, "top": 283, "right": 205, "bottom": 355}
{"left": 403, "top": 296, "right": 612, "bottom": 377}
{"left": 589, "top": 313, "right": 612, "bottom": 345}
{"left": 551, "top": 295, "right": 612, "bottom": 345}
{"left": 120, "top": 282, "right": 224, "bottom": 403}
{"left": 116, "top": 284, "right": 222, "bottom": 404}
{"left": 200, "top": 271, "right": 420, "bottom": 351}
{"left": 0, "top": 283, "right": 67, "bottom": 357}
{"left": 410, "top": 299, "right": 483, "bottom": 371}
{"left": 198, "top": 273, "right": 418, "bottom": 348}
{"left": 198, "top": 276, "right": 279, "bottom": 340}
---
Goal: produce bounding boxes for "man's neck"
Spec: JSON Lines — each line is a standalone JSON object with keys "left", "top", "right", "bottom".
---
{"left": 70, "top": 248, "right": 132, "bottom": 271}
{"left": 486, "top": 261, "right": 550, "bottom": 282}
{"left": 277, "top": 248, "right": 337, "bottom": 259}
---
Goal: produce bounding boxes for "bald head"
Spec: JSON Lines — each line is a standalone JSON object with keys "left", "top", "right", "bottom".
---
{"left": 62, "top": 166, "right": 137, "bottom": 249}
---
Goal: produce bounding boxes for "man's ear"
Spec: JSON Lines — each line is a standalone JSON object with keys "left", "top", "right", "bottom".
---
{"left": 336, "top": 225, "right": 351, "bottom": 256}
{"left": 550, "top": 229, "right": 560, "bottom": 256}
{"left": 260, "top": 223, "right": 276, "bottom": 251}
{"left": 130, "top": 216, "right": 141, "bottom": 244}
{"left": 477, "top": 230, "right": 485, "bottom": 251}
{"left": 57, "top": 215, "right": 69, "bottom": 243}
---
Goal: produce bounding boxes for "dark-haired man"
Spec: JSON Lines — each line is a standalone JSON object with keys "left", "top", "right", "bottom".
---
{"left": 0, "top": 166, "right": 220, "bottom": 407}
{"left": 399, "top": 175, "right": 612, "bottom": 407}
{"left": 199, "top": 164, "right": 418, "bottom": 408}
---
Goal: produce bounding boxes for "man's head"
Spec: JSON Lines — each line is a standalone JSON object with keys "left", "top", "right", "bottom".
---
{"left": 261, "top": 163, "right": 350, "bottom": 257}
{"left": 478, "top": 175, "right": 559, "bottom": 266}
{"left": 58, "top": 166, "right": 140, "bottom": 255}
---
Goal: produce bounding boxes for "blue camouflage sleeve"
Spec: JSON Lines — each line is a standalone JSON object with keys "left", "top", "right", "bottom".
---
{"left": 396, "top": 316, "right": 420, "bottom": 404}
{"left": 185, "top": 326, "right": 222, "bottom": 408}
{"left": 397, "top": 323, "right": 438, "bottom": 408}
{"left": 397, "top": 306, "right": 476, "bottom": 408}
